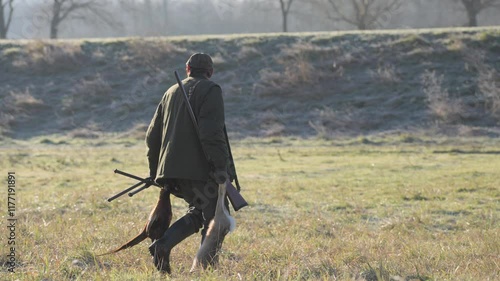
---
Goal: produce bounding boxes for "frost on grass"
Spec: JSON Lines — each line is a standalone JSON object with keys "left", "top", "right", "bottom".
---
{"left": 421, "top": 70, "right": 464, "bottom": 124}
{"left": 62, "top": 74, "right": 112, "bottom": 114}
{"left": 0, "top": 88, "right": 46, "bottom": 135}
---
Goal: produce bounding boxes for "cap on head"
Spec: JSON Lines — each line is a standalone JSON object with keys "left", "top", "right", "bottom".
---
{"left": 186, "top": 53, "right": 213, "bottom": 70}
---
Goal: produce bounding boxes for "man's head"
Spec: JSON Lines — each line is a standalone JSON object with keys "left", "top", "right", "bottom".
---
{"left": 186, "top": 53, "right": 214, "bottom": 78}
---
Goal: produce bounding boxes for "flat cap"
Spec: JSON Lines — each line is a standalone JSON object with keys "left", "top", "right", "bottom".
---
{"left": 186, "top": 53, "right": 213, "bottom": 70}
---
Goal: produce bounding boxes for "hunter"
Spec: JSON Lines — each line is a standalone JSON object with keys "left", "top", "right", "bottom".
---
{"left": 146, "top": 53, "right": 234, "bottom": 274}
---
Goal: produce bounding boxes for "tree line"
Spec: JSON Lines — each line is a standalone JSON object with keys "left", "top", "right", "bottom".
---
{"left": 1, "top": 0, "right": 499, "bottom": 39}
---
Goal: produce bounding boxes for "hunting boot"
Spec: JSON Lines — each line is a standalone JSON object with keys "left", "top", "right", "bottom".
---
{"left": 149, "top": 216, "right": 198, "bottom": 274}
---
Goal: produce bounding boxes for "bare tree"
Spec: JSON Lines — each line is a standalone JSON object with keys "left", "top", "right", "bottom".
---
{"left": 144, "top": 0, "right": 154, "bottom": 32}
{"left": 319, "top": 0, "right": 402, "bottom": 30}
{"left": 453, "top": 0, "right": 500, "bottom": 26}
{"left": 0, "top": 0, "right": 14, "bottom": 39}
{"left": 162, "top": 0, "right": 169, "bottom": 30}
{"left": 279, "top": 0, "right": 294, "bottom": 32}
{"left": 49, "top": 0, "right": 116, "bottom": 39}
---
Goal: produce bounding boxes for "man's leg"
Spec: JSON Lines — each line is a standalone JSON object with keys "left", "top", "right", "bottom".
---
{"left": 149, "top": 179, "right": 218, "bottom": 273}
{"left": 148, "top": 213, "right": 200, "bottom": 273}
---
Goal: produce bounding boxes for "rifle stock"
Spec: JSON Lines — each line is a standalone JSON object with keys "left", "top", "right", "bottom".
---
{"left": 114, "top": 169, "right": 160, "bottom": 187}
{"left": 107, "top": 180, "right": 145, "bottom": 202}
{"left": 225, "top": 180, "right": 248, "bottom": 211}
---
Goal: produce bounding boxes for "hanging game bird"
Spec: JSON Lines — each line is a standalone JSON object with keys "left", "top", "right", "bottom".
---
{"left": 98, "top": 189, "right": 172, "bottom": 256}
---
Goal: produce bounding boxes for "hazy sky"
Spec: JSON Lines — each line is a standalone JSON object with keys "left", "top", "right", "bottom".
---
{"left": 4, "top": 0, "right": 500, "bottom": 39}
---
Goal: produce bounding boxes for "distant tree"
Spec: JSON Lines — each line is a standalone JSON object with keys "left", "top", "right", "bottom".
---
{"left": 279, "top": 0, "right": 295, "bottom": 32}
{"left": 118, "top": 0, "right": 168, "bottom": 36}
{"left": 162, "top": 0, "right": 169, "bottom": 30}
{"left": 49, "top": 0, "right": 116, "bottom": 39}
{"left": 318, "top": 0, "right": 402, "bottom": 30}
{"left": 452, "top": 0, "right": 500, "bottom": 26}
{"left": 250, "top": 0, "right": 297, "bottom": 32}
{"left": 0, "top": 0, "right": 14, "bottom": 39}
{"left": 142, "top": 0, "right": 156, "bottom": 34}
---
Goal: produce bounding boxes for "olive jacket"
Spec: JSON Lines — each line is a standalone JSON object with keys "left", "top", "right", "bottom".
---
{"left": 145, "top": 75, "right": 229, "bottom": 183}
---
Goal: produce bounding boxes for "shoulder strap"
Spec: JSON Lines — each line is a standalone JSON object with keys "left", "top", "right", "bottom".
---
{"left": 188, "top": 80, "right": 203, "bottom": 100}
{"left": 188, "top": 80, "right": 220, "bottom": 100}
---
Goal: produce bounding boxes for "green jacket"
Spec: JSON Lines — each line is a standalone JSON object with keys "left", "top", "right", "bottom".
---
{"left": 145, "top": 75, "right": 229, "bottom": 183}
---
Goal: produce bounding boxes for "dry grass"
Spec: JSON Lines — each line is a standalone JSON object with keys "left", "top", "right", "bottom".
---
{"left": 12, "top": 41, "right": 83, "bottom": 72}
{"left": 478, "top": 69, "right": 500, "bottom": 120}
{"left": 68, "top": 123, "right": 102, "bottom": 139}
{"left": 309, "top": 107, "right": 361, "bottom": 139}
{"left": 119, "top": 123, "right": 149, "bottom": 140}
{"left": 461, "top": 47, "right": 500, "bottom": 122}
{"left": 62, "top": 74, "right": 112, "bottom": 114}
{"left": 257, "top": 111, "right": 286, "bottom": 137}
{"left": 237, "top": 46, "right": 262, "bottom": 60}
{"left": 369, "top": 64, "right": 400, "bottom": 84}
{"left": 0, "top": 89, "right": 45, "bottom": 135}
{"left": 3, "top": 88, "right": 45, "bottom": 113}
{"left": 1, "top": 137, "right": 499, "bottom": 280}
{"left": 254, "top": 42, "right": 337, "bottom": 96}
{"left": 255, "top": 56, "right": 315, "bottom": 96}
{"left": 422, "top": 70, "right": 464, "bottom": 124}
{"left": 126, "top": 39, "right": 185, "bottom": 65}
{"left": 309, "top": 107, "right": 375, "bottom": 138}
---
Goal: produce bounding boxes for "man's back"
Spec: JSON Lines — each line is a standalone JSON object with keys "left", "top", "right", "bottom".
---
{"left": 146, "top": 75, "right": 228, "bottom": 182}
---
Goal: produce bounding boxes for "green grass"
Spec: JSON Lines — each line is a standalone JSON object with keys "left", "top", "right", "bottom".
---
{"left": 1, "top": 136, "right": 498, "bottom": 280}
{"left": 0, "top": 27, "right": 499, "bottom": 280}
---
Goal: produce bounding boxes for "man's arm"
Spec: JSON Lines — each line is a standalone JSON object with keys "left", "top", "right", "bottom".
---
{"left": 145, "top": 103, "right": 163, "bottom": 179}
{"left": 197, "top": 85, "right": 229, "bottom": 174}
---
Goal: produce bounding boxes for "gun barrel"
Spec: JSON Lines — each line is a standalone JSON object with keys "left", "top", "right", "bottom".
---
{"left": 115, "top": 169, "right": 145, "bottom": 181}
{"left": 128, "top": 184, "right": 151, "bottom": 197}
{"left": 114, "top": 169, "right": 161, "bottom": 187}
{"left": 107, "top": 181, "right": 144, "bottom": 202}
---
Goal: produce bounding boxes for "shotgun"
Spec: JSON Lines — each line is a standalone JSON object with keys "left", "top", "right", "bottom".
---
{"left": 174, "top": 70, "right": 248, "bottom": 211}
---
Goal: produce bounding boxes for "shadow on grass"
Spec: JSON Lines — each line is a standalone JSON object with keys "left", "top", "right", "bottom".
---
{"left": 360, "top": 262, "right": 432, "bottom": 281}
{"left": 433, "top": 149, "right": 500, "bottom": 154}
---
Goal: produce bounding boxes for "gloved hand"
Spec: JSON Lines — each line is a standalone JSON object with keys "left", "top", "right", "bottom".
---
{"left": 145, "top": 176, "right": 156, "bottom": 185}
{"left": 212, "top": 170, "right": 228, "bottom": 185}
{"left": 228, "top": 162, "right": 237, "bottom": 182}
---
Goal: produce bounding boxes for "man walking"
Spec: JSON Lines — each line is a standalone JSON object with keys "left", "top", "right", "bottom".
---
{"left": 146, "top": 53, "right": 233, "bottom": 273}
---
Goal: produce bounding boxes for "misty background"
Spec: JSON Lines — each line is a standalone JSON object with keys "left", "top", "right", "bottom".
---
{"left": 2, "top": 0, "right": 500, "bottom": 40}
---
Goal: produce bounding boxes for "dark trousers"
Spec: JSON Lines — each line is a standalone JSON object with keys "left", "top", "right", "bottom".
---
{"left": 170, "top": 179, "right": 223, "bottom": 239}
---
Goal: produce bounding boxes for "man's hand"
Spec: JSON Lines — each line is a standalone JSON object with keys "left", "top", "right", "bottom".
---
{"left": 212, "top": 170, "right": 228, "bottom": 185}
{"left": 145, "top": 176, "right": 156, "bottom": 185}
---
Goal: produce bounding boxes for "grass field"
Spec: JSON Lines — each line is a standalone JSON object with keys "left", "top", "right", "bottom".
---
{"left": 1, "top": 135, "right": 498, "bottom": 280}
{"left": 1, "top": 26, "right": 499, "bottom": 280}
